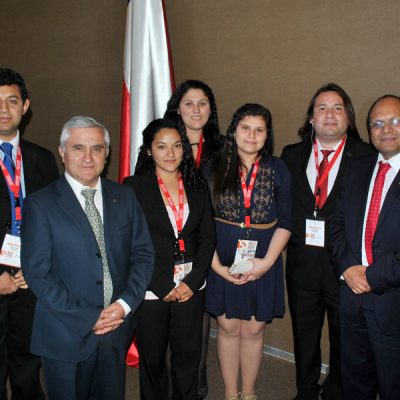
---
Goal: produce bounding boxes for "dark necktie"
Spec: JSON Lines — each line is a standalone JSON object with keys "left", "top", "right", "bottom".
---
{"left": 365, "top": 161, "right": 391, "bottom": 265}
{"left": 81, "top": 188, "right": 113, "bottom": 306}
{"left": 316, "top": 149, "right": 334, "bottom": 209}
{"left": 1, "top": 143, "right": 21, "bottom": 235}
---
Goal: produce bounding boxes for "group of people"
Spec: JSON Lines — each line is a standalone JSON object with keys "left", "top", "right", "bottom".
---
{"left": 0, "top": 67, "right": 399, "bottom": 400}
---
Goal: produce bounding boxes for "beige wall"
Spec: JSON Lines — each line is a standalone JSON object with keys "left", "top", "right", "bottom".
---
{"left": 2, "top": 0, "right": 400, "bottom": 360}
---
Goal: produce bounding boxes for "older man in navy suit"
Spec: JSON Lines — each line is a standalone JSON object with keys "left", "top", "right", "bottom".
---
{"left": 21, "top": 116, "right": 154, "bottom": 400}
{"left": 330, "top": 95, "right": 400, "bottom": 400}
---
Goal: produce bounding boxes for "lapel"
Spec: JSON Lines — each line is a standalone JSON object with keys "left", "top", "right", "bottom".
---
{"left": 299, "top": 142, "right": 316, "bottom": 201}
{"left": 148, "top": 174, "right": 177, "bottom": 238}
{"left": 376, "top": 167, "right": 400, "bottom": 234}
{"left": 323, "top": 138, "right": 355, "bottom": 208}
{"left": 101, "top": 179, "right": 121, "bottom": 253}
{"left": 20, "top": 140, "right": 37, "bottom": 194}
{"left": 55, "top": 176, "right": 98, "bottom": 250}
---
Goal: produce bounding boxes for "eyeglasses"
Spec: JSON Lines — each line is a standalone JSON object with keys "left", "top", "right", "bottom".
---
{"left": 369, "top": 117, "right": 400, "bottom": 130}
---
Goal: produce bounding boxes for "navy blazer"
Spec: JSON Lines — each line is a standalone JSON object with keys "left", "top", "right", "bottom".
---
{"left": 21, "top": 176, "right": 155, "bottom": 361}
{"left": 124, "top": 173, "right": 215, "bottom": 300}
{"left": 330, "top": 153, "right": 400, "bottom": 335}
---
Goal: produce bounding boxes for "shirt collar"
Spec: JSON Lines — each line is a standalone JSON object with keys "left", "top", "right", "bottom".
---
{"left": 64, "top": 171, "right": 102, "bottom": 198}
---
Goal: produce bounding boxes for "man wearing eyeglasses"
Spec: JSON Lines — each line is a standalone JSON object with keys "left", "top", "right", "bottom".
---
{"left": 330, "top": 95, "right": 400, "bottom": 399}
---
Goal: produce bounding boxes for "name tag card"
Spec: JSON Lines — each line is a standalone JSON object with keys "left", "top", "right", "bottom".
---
{"left": 173, "top": 261, "right": 193, "bottom": 285}
{"left": 0, "top": 234, "right": 21, "bottom": 268}
{"left": 305, "top": 218, "right": 325, "bottom": 247}
{"left": 234, "top": 239, "right": 258, "bottom": 263}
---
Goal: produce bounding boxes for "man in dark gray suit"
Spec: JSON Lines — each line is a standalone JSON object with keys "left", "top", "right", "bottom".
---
{"left": 281, "top": 83, "right": 372, "bottom": 400}
{"left": 21, "top": 116, "right": 154, "bottom": 400}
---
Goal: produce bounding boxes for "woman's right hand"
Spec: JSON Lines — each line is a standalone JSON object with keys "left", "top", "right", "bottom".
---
{"left": 214, "top": 264, "right": 248, "bottom": 285}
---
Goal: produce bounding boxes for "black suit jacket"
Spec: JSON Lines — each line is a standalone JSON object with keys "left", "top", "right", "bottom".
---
{"left": 330, "top": 153, "right": 400, "bottom": 335}
{"left": 124, "top": 174, "right": 215, "bottom": 300}
{"left": 0, "top": 139, "right": 59, "bottom": 274}
{"left": 281, "top": 138, "right": 373, "bottom": 290}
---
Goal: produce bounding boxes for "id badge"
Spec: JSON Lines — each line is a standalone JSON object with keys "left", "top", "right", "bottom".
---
{"left": 173, "top": 261, "right": 193, "bottom": 285}
{"left": 0, "top": 234, "right": 21, "bottom": 268}
{"left": 234, "top": 239, "right": 258, "bottom": 263}
{"left": 305, "top": 217, "right": 325, "bottom": 247}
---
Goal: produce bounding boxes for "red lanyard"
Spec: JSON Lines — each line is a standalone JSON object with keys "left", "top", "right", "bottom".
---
{"left": 157, "top": 174, "right": 186, "bottom": 252}
{"left": 240, "top": 159, "right": 260, "bottom": 228}
{"left": 0, "top": 146, "right": 22, "bottom": 220}
{"left": 195, "top": 134, "right": 204, "bottom": 168}
{"left": 313, "top": 136, "right": 346, "bottom": 207}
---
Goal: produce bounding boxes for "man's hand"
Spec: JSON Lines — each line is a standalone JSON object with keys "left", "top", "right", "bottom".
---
{"left": 343, "top": 265, "right": 371, "bottom": 294}
{"left": 0, "top": 271, "right": 18, "bottom": 295}
{"left": 11, "top": 270, "right": 29, "bottom": 289}
{"left": 93, "top": 302, "right": 125, "bottom": 335}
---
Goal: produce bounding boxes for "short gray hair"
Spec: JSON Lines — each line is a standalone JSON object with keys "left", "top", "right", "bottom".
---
{"left": 60, "top": 116, "right": 111, "bottom": 151}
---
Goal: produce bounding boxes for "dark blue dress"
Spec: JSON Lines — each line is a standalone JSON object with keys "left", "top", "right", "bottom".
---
{"left": 206, "top": 156, "right": 292, "bottom": 322}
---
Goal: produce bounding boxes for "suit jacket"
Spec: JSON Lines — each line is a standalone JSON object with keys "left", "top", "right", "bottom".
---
{"left": 124, "top": 174, "right": 215, "bottom": 300}
{"left": 330, "top": 153, "right": 400, "bottom": 335}
{"left": 281, "top": 138, "right": 373, "bottom": 289}
{"left": 0, "top": 139, "right": 59, "bottom": 274}
{"left": 21, "top": 176, "right": 155, "bottom": 361}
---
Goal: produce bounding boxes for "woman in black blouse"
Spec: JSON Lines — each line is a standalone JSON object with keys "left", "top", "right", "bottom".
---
{"left": 124, "top": 118, "right": 215, "bottom": 400}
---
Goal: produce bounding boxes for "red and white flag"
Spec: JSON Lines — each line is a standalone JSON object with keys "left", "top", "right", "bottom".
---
{"left": 119, "top": 0, "right": 175, "bottom": 182}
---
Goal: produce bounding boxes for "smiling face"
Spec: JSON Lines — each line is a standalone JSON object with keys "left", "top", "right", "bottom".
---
{"left": 369, "top": 97, "right": 400, "bottom": 160}
{"left": 59, "top": 127, "right": 108, "bottom": 188}
{"left": 235, "top": 115, "right": 268, "bottom": 160}
{"left": 178, "top": 88, "right": 211, "bottom": 134}
{"left": 311, "top": 91, "right": 349, "bottom": 146}
{"left": 0, "top": 84, "right": 30, "bottom": 141}
{"left": 151, "top": 128, "right": 183, "bottom": 176}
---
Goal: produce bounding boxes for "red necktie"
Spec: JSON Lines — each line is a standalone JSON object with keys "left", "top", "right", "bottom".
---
{"left": 365, "top": 161, "right": 391, "bottom": 265}
{"left": 316, "top": 149, "right": 334, "bottom": 209}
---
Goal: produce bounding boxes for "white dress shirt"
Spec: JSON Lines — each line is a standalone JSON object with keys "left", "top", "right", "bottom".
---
{"left": 306, "top": 137, "right": 345, "bottom": 197}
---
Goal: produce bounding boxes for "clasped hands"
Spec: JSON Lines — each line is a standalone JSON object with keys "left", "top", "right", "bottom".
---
{"left": 343, "top": 265, "right": 371, "bottom": 294}
{"left": 0, "top": 270, "right": 28, "bottom": 295}
{"left": 93, "top": 302, "right": 125, "bottom": 335}
{"left": 223, "top": 258, "right": 271, "bottom": 285}
{"left": 163, "top": 282, "right": 194, "bottom": 303}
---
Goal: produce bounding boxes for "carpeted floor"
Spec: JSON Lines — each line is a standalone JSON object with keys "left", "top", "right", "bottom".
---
{"left": 125, "top": 335, "right": 297, "bottom": 400}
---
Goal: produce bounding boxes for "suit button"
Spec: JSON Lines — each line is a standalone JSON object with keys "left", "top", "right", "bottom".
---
{"left": 96, "top": 253, "right": 101, "bottom": 258}
{"left": 5, "top": 223, "right": 11, "bottom": 229}
{"left": 96, "top": 280, "right": 103, "bottom": 285}
{"left": 97, "top": 306, "right": 103, "bottom": 310}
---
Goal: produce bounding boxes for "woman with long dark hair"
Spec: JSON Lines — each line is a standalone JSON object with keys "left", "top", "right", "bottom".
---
{"left": 164, "top": 79, "right": 221, "bottom": 170}
{"left": 207, "top": 104, "right": 292, "bottom": 400}
{"left": 165, "top": 79, "right": 222, "bottom": 398}
{"left": 124, "top": 119, "right": 215, "bottom": 399}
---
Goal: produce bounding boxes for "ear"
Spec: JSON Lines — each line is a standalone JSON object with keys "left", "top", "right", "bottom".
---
{"left": 22, "top": 98, "right": 30, "bottom": 115}
{"left": 58, "top": 146, "right": 65, "bottom": 163}
{"left": 309, "top": 119, "right": 314, "bottom": 125}
{"left": 147, "top": 150, "right": 151, "bottom": 156}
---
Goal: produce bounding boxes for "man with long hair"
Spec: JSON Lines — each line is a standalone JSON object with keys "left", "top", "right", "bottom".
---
{"left": 281, "top": 83, "right": 372, "bottom": 400}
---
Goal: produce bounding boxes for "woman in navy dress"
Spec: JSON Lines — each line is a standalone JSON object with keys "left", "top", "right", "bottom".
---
{"left": 206, "top": 103, "right": 292, "bottom": 400}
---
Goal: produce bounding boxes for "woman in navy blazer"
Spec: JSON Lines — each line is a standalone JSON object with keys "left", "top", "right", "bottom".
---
{"left": 124, "top": 118, "right": 215, "bottom": 400}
